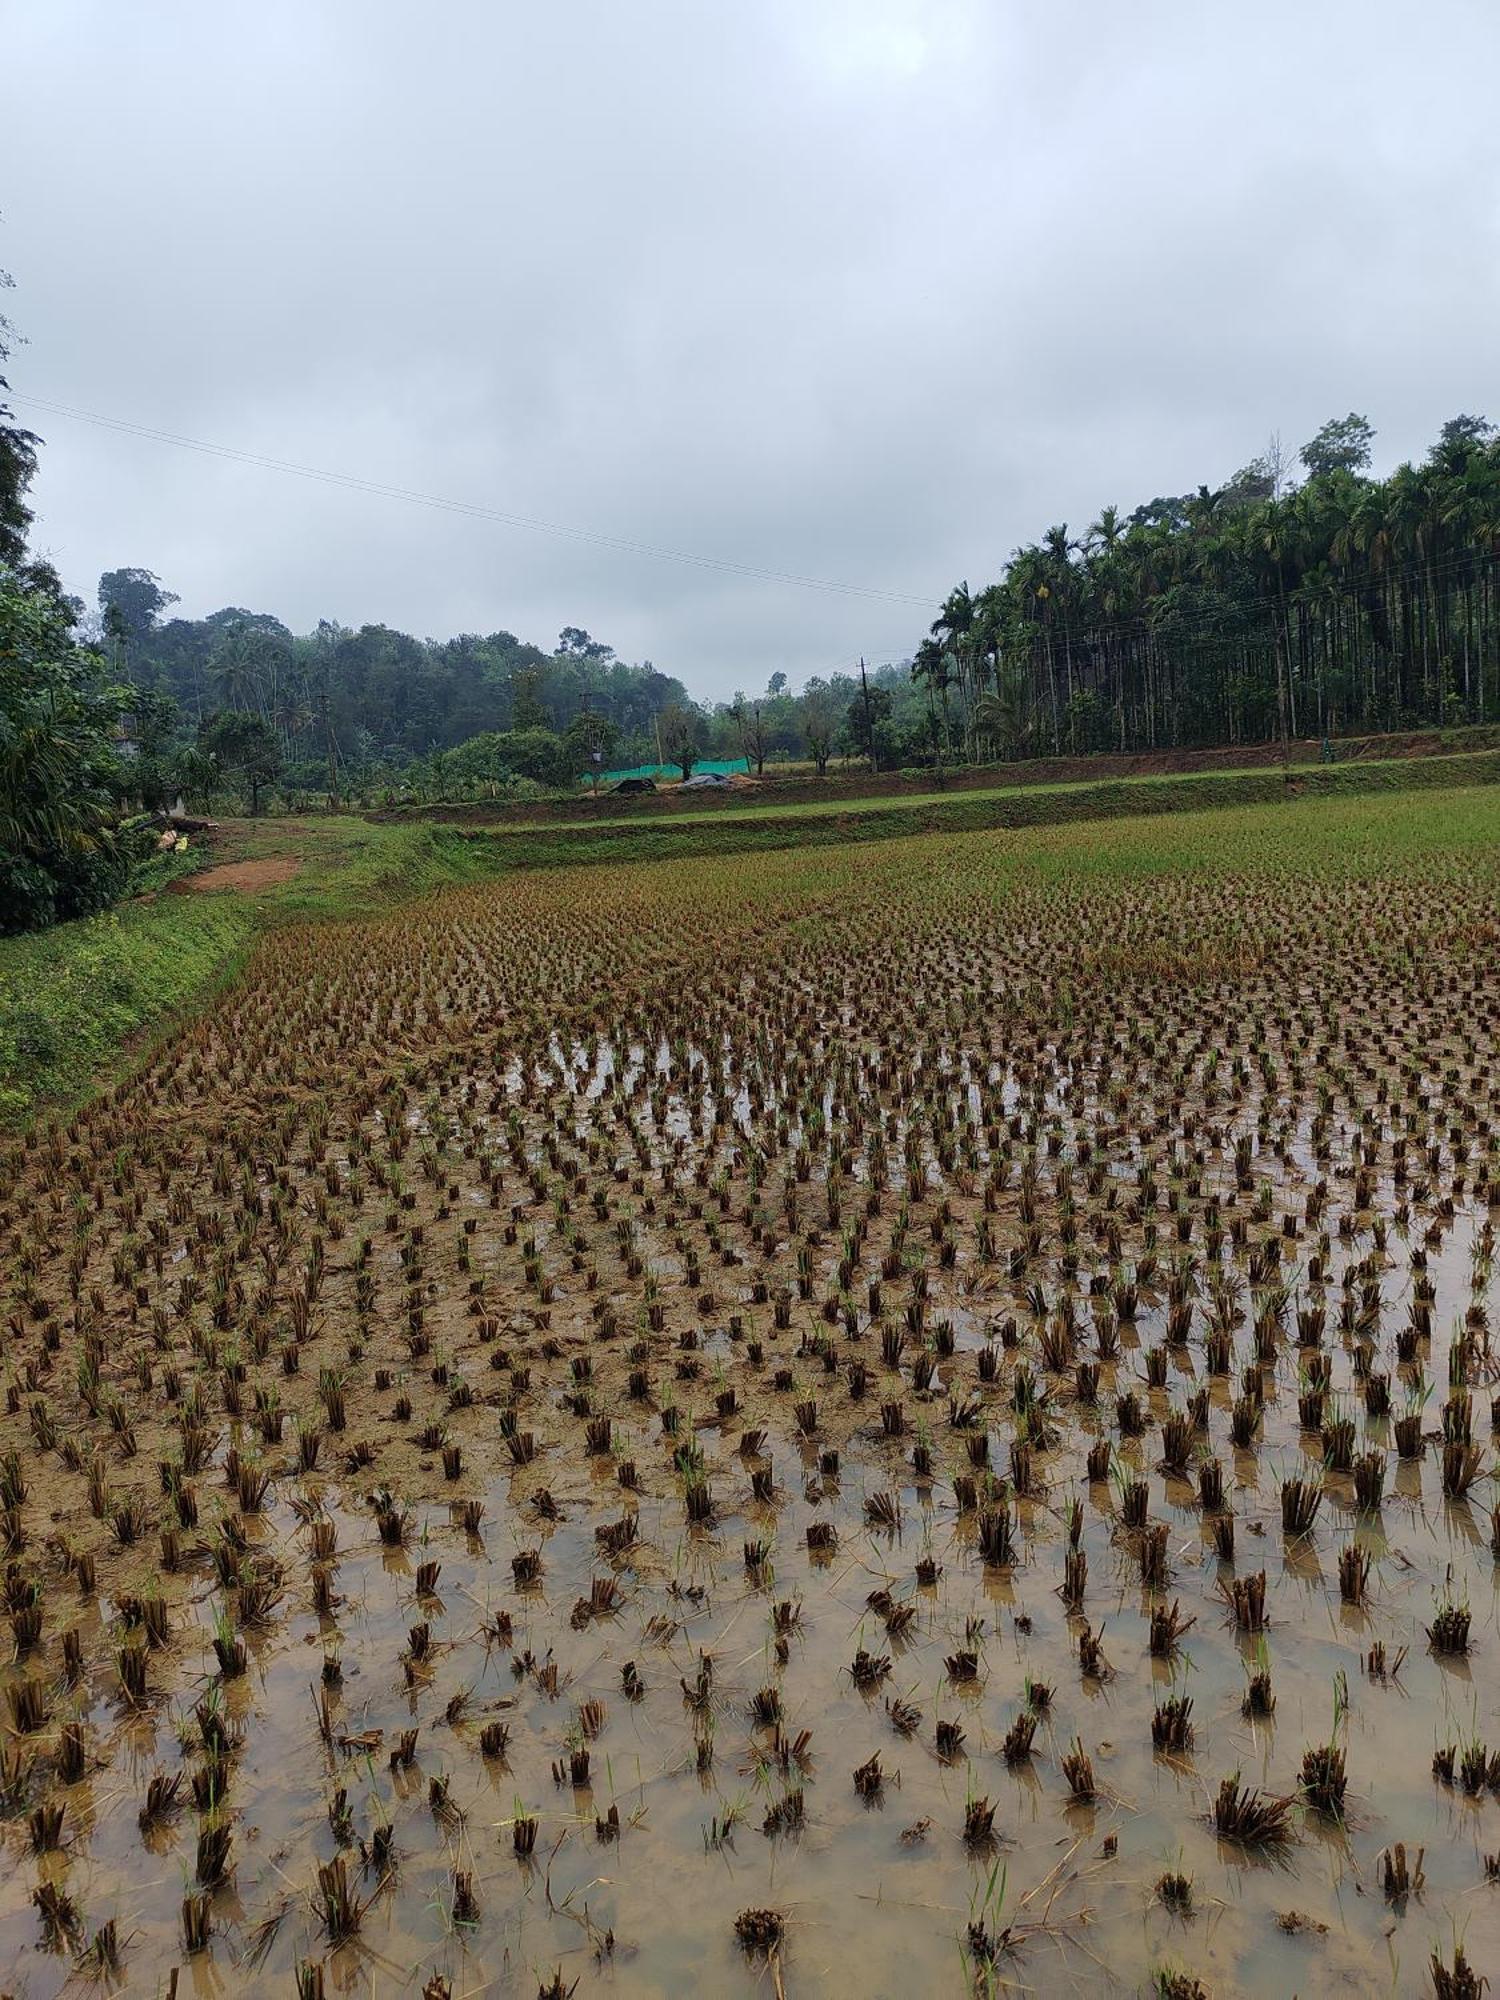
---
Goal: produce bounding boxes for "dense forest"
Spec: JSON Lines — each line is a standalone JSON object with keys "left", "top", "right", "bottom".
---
{"left": 920, "top": 412, "right": 1500, "bottom": 756}
{"left": 106, "top": 591, "right": 689, "bottom": 771}
{"left": 91, "top": 575, "right": 929, "bottom": 803}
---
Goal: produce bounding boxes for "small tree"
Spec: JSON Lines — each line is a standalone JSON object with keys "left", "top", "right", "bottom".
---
{"left": 497, "top": 727, "right": 568, "bottom": 787}
{"left": 127, "top": 686, "right": 182, "bottom": 810}
{"left": 0, "top": 568, "right": 131, "bottom": 930}
{"left": 656, "top": 702, "right": 701, "bottom": 782}
{"left": 735, "top": 698, "right": 768, "bottom": 775}
{"left": 799, "top": 679, "right": 837, "bottom": 776}
{"left": 564, "top": 710, "right": 620, "bottom": 794}
{"left": 173, "top": 744, "right": 219, "bottom": 815}
{"left": 845, "top": 685, "right": 892, "bottom": 770}
{"left": 97, "top": 567, "right": 178, "bottom": 652}
{"left": 199, "top": 710, "right": 281, "bottom": 815}
{"left": 1299, "top": 413, "right": 1374, "bottom": 480}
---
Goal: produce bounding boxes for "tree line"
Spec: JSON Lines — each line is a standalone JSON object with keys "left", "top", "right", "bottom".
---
{"left": 87, "top": 571, "right": 942, "bottom": 807}
{"left": 918, "top": 412, "right": 1500, "bottom": 757}
{"left": 103, "top": 404, "right": 1499, "bottom": 810}
{"left": 3, "top": 273, "right": 142, "bottom": 931}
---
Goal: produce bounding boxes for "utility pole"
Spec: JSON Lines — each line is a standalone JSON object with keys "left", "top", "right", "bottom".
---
{"left": 858, "top": 657, "right": 877, "bottom": 775}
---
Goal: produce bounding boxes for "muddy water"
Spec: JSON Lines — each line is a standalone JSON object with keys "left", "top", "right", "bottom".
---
{"left": 2, "top": 834, "right": 1499, "bottom": 1996}
{"left": 0, "top": 1210, "right": 1495, "bottom": 1996}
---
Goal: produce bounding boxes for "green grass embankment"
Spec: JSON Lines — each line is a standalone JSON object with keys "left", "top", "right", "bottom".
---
{"left": 462, "top": 746, "right": 1500, "bottom": 871}
{"left": 373, "top": 720, "right": 1500, "bottom": 827}
{"left": 0, "top": 818, "right": 492, "bottom": 1125}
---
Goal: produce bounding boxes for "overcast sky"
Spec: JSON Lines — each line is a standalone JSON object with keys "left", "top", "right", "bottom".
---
{"left": 6, "top": 0, "right": 1499, "bottom": 698}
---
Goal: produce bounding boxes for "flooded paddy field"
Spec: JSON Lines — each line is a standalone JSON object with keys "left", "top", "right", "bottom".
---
{"left": 2, "top": 792, "right": 1499, "bottom": 1997}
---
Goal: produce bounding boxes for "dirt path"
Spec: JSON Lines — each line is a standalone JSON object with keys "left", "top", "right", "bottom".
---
{"left": 171, "top": 853, "right": 301, "bottom": 894}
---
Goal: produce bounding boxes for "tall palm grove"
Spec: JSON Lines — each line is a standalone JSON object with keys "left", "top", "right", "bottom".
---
{"left": 917, "top": 413, "right": 1500, "bottom": 757}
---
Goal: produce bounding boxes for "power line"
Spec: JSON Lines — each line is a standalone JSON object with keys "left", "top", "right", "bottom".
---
{"left": 14, "top": 392, "right": 937, "bottom": 609}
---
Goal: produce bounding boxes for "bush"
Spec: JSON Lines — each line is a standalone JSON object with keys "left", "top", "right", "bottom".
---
{"left": 0, "top": 566, "right": 133, "bottom": 932}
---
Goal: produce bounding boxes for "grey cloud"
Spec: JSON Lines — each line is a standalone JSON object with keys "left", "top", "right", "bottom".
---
{"left": 6, "top": 0, "right": 1498, "bottom": 695}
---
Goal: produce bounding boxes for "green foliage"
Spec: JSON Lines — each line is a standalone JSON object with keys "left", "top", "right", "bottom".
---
{"left": 0, "top": 568, "right": 136, "bottom": 932}
{"left": 124, "top": 686, "right": 186, "bottom": 812}
{"left": 798, "top": 679, "right": 839, "bottom": 774}
{"left": 1299, "top": 413, "right": 1375, "bottom": 479}
{"left": 98, "top": 568, "right": 178, "bottom": 652}
{"left": 0, "top": 895, "right": 251, "bottom": 1123}
{"left": 0, "top": 817, "right": 496, "bottom": 1123}
{"left": 127, "top": 610, "right": 694, "bottom": 784}
{"left": 419, "top": 726, "right": 573, "bottom": 796}
{"left": 655, "top": 701, "right": 702, "bottom": 781}
{"left": 198, "top": 710, "right": 281, "bottom": 814}
{"left": 928, "top": 415, "right": 1500, "bottom": 756}
{"left": 845, "top": 682, "right": 894, "bottom": 767}
{"left": 0, "top": 269, "right": 38, "bottom": 568}
{"left": 467, "top": 751, "right": 1500, "bottom": 873}
{"left": 564, "top": 709, "right": 620, "bottom": 786}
